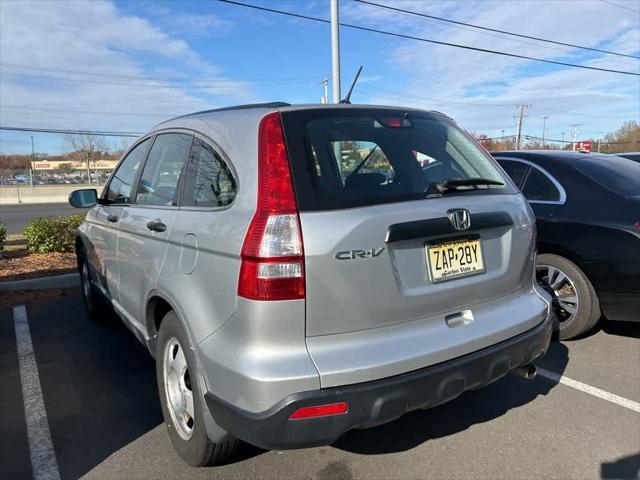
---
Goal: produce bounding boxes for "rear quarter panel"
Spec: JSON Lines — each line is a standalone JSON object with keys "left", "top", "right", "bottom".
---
{"left": 153, "top": 110, "right": 265, "bottom": 344}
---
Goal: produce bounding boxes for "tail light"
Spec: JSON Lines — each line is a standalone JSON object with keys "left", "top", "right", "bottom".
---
{"left": 238, "top": 112, "right": 305, "bottom": 301}
{"left": 634, "top": 220, "right": 640, "bottom": 231}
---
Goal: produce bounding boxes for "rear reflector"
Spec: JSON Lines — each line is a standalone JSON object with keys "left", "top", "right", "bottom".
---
{"left": 288, "top": 402, "right": 349, "bottom": 420}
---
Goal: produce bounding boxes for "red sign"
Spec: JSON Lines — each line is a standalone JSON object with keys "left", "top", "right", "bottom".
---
{"left": 575, "top": 140, "right": 592, "bottom": 152}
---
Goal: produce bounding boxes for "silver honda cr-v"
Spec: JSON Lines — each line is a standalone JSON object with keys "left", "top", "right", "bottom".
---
{"left": 69, "top": 102, "right": 553, "bottom": 466}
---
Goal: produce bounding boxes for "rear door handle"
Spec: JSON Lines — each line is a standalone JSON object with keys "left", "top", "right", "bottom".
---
{"left": 106, "top": 214, "right": 119, "bottom": 223}
{"left": 146, "top": 219, "right": 167, "bottom": 232}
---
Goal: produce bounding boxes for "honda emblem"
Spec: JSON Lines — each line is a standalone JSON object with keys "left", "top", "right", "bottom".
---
{"left": 448, "top": 209, "right": 471, "bottom": 231}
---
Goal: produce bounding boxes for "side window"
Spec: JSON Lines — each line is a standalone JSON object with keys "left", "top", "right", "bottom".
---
{"left": 105, "top": 138, "right": 151, "bottom": 204}
{"left": 182, "top": 137, "right": 237, "bottom": 207}
{"left": 522, "top": 167, "right": 561, "bottom": 202}
{"left": 499, "top": 160, "right": 530, "bottom": 188}
{"left": 136, "top": 133, "right": 192, "bottom": 206}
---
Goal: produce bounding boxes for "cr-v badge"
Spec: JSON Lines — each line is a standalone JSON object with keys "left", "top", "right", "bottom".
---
{"left": 334, "top": 248, "right": 385, "bottom": 260}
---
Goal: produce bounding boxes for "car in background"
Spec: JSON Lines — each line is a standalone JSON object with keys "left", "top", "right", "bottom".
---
{"left": 617, "top": 152, "right": 640, "bottom": 163}
{"left": 493, "top": 150, "right": 640, "bottom": 339}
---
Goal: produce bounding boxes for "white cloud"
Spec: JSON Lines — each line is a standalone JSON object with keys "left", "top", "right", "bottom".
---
{"left": 164, "top": 14, "right": 234, "bottom": 37}
{"left": 344, "top": 0, "right": 640, "bottom": 139}
{"left": 0, "top": 0, "right": 254, "bottom": 139}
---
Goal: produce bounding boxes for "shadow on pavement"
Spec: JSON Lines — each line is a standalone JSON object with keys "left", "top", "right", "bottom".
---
{"left": 601, "top": 320, "right": 640, "bottom": 339}
{"left": 26, "top": 294, "right": 569, "bottom": 473}
{"left": 27, "top": 294, "right": 163, "bottom": 480}
{"left": 335, "top": 340, "right": 569, "bottom": 455}
{"left": 601, "top": 452, "right": 640, "bottom": 479}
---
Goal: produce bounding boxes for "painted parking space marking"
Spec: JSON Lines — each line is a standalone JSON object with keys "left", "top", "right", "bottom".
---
{"left": 537, "top": 367, "right": 640, "bottom": 413}
{"left": 14, "top": 305, "right": 61, "bottom": 480}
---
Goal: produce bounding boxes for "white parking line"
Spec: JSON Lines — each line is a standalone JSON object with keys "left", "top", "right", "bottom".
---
{"left": 13, "top": 305, "right": 61, "bottom": 480}
{"left": 537, "top": 367, "right": 640, "bottom": 413}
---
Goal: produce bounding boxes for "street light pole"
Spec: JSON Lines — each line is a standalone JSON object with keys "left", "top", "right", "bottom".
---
{"left": 570, "top": 124, "right": 582, "bottom": 151}
{"left": 330, "top": 0, "right": 341, "bottom": 103}
{"left": 541, "top": 116, "right": 549, "bottom": 147}
{"left": 320, "top": 78, "right": 329, "bottom": 104}
{"left": 30, "top": 135, "right": 35, "bottom": 186}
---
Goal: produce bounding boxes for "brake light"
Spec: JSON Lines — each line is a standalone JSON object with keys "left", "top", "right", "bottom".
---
{"left": 377, "top": 116, "right": 412, "bottom": 128}
{"left": 289, "top": 402, "right": 349, "bottom": 420}
{"left": 238, "top": 112, "right": 305, "bottom": 301}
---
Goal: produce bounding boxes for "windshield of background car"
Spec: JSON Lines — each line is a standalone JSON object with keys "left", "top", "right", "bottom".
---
{"left": 280, "top": 108, "right": 512, "bottom": 211}
{"left": 575, "top": 155, "right": 640, "bottom": 197}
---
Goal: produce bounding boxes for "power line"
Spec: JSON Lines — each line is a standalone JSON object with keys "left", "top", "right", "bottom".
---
{"left": 355, "top": 0, "right": 640, "bottom": 60}
{"left": 358, "top": 85, "right": 637, "bottom": 120}
{"left": 477, "top": 133, "right": 637, "bottom": 145}
{"left": 1, "top": 104, "right": 175, "bottom": 117}
{"left": 0, "top": 126, "right": 142, "bottom": 137}
{"left": 218, "top": 0, "right": 640, "bottom": 77}
{"left": 599, "top": 0, "right": 640, "bottom": 14}
{"left": 0, "top": 71, "right": 316, "bottom": 90}
{"left": 0, "top": 62, "right": 319, "bottom": 84}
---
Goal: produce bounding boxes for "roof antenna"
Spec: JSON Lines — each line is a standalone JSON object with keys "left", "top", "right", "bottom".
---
{"left": 340, "top": 66, "right": 363, "bottom": 104}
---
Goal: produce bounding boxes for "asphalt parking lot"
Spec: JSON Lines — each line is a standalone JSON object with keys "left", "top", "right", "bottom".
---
{"left": 1, "top": 293, "right": 638, "bottom": 480}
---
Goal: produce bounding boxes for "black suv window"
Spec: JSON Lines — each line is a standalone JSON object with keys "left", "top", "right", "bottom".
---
{"left": 105, "top": 138, "right": 151, "bottom": 204}
{"left": 136, "top": 133, "right": 192, "bottom": 206}
{"left": 182, "top": 137, "right": 236, "bottom": 207}
{"left": 498, "top": 159, "right": 530, "bottom": 188}
{"left": 522, "top": 166, "right": 561, "bottom": 202}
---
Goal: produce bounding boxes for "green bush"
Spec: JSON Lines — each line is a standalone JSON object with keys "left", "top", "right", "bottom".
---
{"left": 0, "top": 221, "right": 6, "bottom": 252}
{"left": 23, "top": 215, "right": 84, "bottom": 254}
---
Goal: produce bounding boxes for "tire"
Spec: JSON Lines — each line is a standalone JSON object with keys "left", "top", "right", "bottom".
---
{"left": 536, "top": 253, "right": 601, "bottom": 340}
{"left": 156, "top": 311, "right": 240, "bottom": 466}
{"left": 77, "top": 248, "right": 111, "bottom": 323}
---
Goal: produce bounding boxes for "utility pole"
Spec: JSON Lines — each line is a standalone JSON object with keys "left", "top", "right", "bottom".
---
{"left": 320, "top": 78, "right": 329, "bottom": 104}
{"left": 514, "top": 104, "right": 529, "bottom": 150}
{"left": 30, "top": 135, "right": 35, "bottom": 186}
{"left": 541, "top": 116, "right": 549, "bottom": 147}
{"left": 330, "top": 0, "right": 341, "bottom": 103}
{"left": 561, "top": 132, "right": 565, "bottom": 149}
{"left": 570, "top": 124, "right": 582, "bottom": 151}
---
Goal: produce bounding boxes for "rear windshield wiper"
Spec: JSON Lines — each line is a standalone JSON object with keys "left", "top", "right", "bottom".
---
{"left": 435, "top": 177, "right": 504, "bottom": 194}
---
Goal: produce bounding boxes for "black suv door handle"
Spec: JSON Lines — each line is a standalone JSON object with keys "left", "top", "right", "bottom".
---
{"left": 146, "top": 219, "right": 167, "bottom": 232}
{"left": 106, "top": 214, "right": 119, "bottom": 223}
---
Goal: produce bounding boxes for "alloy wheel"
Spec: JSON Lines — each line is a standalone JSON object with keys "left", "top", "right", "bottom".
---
{"left": 80, "top": 262, "right": 92, "bottom": 308}
{"left": 163, "top": 337, "right": 195, "bottom": 441}
{"left": 536, "top": 264, "right": 579, "bottom": 325}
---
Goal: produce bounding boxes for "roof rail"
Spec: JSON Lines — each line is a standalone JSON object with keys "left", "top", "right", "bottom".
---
{"left": 165, "top": 102, "right": 291, "bottom": 122}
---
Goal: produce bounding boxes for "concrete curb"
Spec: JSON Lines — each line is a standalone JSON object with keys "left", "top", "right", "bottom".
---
{"left": 0, "top": 273, "right": 80, "bottom": 291}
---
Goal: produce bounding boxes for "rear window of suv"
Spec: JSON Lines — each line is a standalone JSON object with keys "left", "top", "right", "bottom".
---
{"left": 281, "top": 108, "right": 511, "bottom": 211}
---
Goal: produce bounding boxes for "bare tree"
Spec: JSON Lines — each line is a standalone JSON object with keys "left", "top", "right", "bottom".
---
{"left": 114, "top": 136, "right": 133, "bottom": 157}
{"left": 64, "top": 134, "right": 109, "bottom": 184}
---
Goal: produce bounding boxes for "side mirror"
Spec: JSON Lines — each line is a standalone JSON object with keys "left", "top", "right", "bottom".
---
{"left": 69, "top": 189, "right": 98, "bottom": 208}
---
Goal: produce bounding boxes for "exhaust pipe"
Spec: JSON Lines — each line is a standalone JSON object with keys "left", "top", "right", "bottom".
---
{"left": 513, "top": 364, "right": 537, "bottom": 380}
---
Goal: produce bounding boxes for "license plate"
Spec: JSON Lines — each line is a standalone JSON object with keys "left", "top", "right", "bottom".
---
{"left": 426, "top": 239, "right": 485, "bottom": 283}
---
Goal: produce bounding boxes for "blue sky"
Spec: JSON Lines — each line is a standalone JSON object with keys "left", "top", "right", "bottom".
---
{"left": 1, "top": 0, "right": 639, "bottom": 155}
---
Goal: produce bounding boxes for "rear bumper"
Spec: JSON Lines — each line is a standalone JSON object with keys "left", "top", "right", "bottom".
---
{"left": 205, "top": 312, "right": 553, "bottom": 450}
